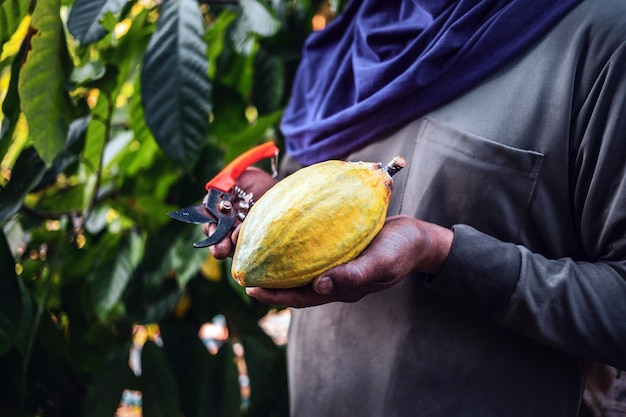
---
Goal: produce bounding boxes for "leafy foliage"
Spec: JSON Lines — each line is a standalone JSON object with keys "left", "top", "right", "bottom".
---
{"left": 0, "top": 0, "right": 327, "bottom": 415}
{"left": 141, "top": 0, "right": 211, "bottom": 169}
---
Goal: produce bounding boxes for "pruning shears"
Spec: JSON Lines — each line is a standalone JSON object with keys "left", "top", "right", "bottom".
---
{"left": 168, "top": 142, "right": 280, "bottom": 248}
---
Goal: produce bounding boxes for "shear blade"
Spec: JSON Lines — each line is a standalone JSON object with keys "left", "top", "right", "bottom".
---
{"left": 193, "top": 217, "right": 235, "bottom": 248}
{"left": 167, "top": 205, "right": 215, "bottom": 224}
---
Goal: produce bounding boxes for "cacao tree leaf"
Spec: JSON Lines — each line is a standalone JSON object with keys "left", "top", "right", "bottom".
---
{"left": 0, "top": 0, "right": 29, "bottom": 47}
{"left": 205, "top": 9, "right": 238, "bottom": 79}
{"left": 30, "top": 115, "right": 90, "bottom": 193}
{"left": 222, "top": 110, "right": 282, "bottom": 162}
{"left": 0, "top": 230, "right": 19, "bottom": 356}
{"left": 231, "top": 0, "right": 280, "bottom": 55}
{"left": 252, "top": 48, "right": 285, "bottom": 115}
{"left": 79, "top": 66, "right": 120, "bottom": 213}
{"left": 209, "top": 83, "right": 248, "bottom": 144}
{"left": 18, "top": 0, "right": 75, "bottom": 165}
{"left": 83, "top": 342, "right": 135, "bottom": 417}
{"left": 68, "top": 61, "right": 107, "bottom": 87}
{"left": 101, "top": 6, "right": 155, "bottom": 80}
{"left": 129, "top": 71, "right": 156, "bottom": 147}
{"left": 205, "top": 341, "right": 242, "bottom": 417}
{"left": 0, "top": 35, "right": 27, "bottom": 161}
{"left": 141, "top": 341, "right": 181, "bottom": 417}
{"left": 240, "top": 0, "right": 280, "bottom": 37}
{"left": 154, "top": 318, "right": 205, "bottom": 417}
{"left": 217, "top": 41, "right": 256, "bottom": 101}
{"left": 34, "top": 184, "right": 87, "bottom": 213}
{"left": 27, "top": 115, "right": 90, "bottom": 212}
{"left": 0, "top": 226, "right": 33, "bottom": 357}
{"left": 141, "top": 0, "right": 211, "bottom": 170}
{"left": 81, "top": 66, "right": 120, "bottom": 171}
{"left": 159, "top": 316, "right": 241, "bottom": 417}
{"left": 122, "top": 72, "right": 167, "bottom": 177}
{"left": 89, "top": 230, "right": 145, "bottom": 322}
{"left": 329, "top": 0, "right": 350, "bottom": 14}
{"left": 140, "top": 224, "right": 207, "bottom": 289}
{"left": 67, "top": 0, "right": 126, "bottom": 45}
{"left": 240, "top": 327, "right": 289, "bottom": 417}
{"left": 210, "top": 81, "right": 281, "bottom": 161}
{"left": 0, "top": 147, "right": 46, "bottom": 224}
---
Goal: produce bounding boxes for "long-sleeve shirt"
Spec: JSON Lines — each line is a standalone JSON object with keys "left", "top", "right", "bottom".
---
{"left": 284, "top": 0, "right": 626, "bottom": 415}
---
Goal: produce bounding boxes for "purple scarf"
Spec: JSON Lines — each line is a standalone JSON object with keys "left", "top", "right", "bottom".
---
{"left": 281, "top": 0, "right": 583, "bottom": 165}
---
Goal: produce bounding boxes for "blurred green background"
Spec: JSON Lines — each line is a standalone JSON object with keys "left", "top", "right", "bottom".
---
{"left": 1, "top": 1, "right": 619, "bottom": 416}
{"left": 0, "top": 0, "right": 344, "bottom": 415}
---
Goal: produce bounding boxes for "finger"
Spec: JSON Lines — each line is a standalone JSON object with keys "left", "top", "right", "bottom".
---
{"left": 207, "top": 223, "right": 234, "bottom": 259}
{"left": 311, "top": 251, "right": 396, "bottom": 298}
{"left": 231, "top": 224, "right": 242, "bottom": 245}
{"left": 314, "top": 260, "right": 371, "bottom": 293}
{"left": 237, "top": 167, "right": 278, "bottom": 193}
{"left": 312, "top": 275, "right": 335, "bottom": 295}
{"left": 246, "top": 286, "right": 337, "bottom": 308}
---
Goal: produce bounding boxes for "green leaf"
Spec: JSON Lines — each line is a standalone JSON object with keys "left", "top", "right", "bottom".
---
{"left": 252, "top": 48, "right": 285, "bottom": 115}
{"left": 0, "top": 226, "right": 33, "bottom": 356}
{"left": 231, "top": 0, "right": 280, "bottom": 55}
{"left": 205, "top": 341, "right": 242, "bottom": 417}
{"left": 101, "top": 5, "right": 155, "bottom": 80}
{"left": 67, "top": 0, "right": 127, "bottom": 45}
{"left": 205, "top": 10, "right": 238, "bottom": 79}
{"left": 240, "top": 326, "right": 288, "bottom": 417}
{"left": 30, "top": 115, "right": 90, "bottom": 193}
{"left": 0, "top": 147, "right": 46, "bottom": 224}
{"left": 69, "top": 60, "right": 107, "bottom": 87}
{"left": 79, "top": 66, "right": 120, "bottom": 213}
{"left": 158, "top": 316, "right": 241, "bottom": 417}
{"left": 222, "top": 110, "right": 282, "bottom": 161}
{"left": 34, "top": 183, "right": 87, "bottom": 213}
{"left": 209, "top": 83, "right": 248, "bottom": 145}
{"left": 142, "top": 225, "right": 207, "bottom": 289}
{"left": 141, "top": 0, "right": 211, "bottom": 170}
{"left": 217, "top": 42, "right": 256, "bottom": 101}
{"left": 240, "top": 0, "right": 280, "bottom": 37}
{"left": 0, "top": 0, "right": 29, "bottom": 47}
{"left": 89, "top": 230, "right": 145, "bottom": 321}
{"left": 329, "top": 0, "right": 349, "bottom": 15}
{"left": 18, "top": 0, "right": 75, "bottom": 165}
{"left": 110, "top": 194, "right": 177, "bottom": 235}
{"left": 0, "top": 33, "right": 28, "bottom": 161}
{"left": 0, "top": 230, "right": 19, "bottom": 355}
{"left": 129, "top": 71, "right": 156, "bottom": 147}
{"left": 83, "top": 342, "right": 135, "bottom": 417}
{"left": 141, "top": 341, "right": 181, "bottom": 417}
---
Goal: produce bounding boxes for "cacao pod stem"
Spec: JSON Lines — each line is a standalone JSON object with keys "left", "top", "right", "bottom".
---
{"left": 383, "top": 156, "right": 407, "bottom": 177}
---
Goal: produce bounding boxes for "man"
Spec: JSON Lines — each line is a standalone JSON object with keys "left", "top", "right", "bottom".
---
{"left": 209, "top": 0, "right": 626, "bottom": 415}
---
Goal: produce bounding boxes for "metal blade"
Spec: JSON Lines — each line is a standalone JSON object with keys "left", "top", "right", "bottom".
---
{"left": 167, "top": 205, "right": 216, "bottom": 224}
{"left": 192, "top": 216, "right": 235, "bottom": 248}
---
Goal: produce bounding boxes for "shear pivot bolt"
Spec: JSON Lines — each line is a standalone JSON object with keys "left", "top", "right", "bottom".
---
{"left": 219, "top": 201, "right": 232, "bottom": 213}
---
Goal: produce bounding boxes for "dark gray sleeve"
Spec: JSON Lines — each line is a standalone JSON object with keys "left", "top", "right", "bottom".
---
{"left": 431, "top": 223, "right": 626, "bottom": 371}
{"left": 426, "top": 224, "right": 521, "bottom": 315}
{"left": 428, "top": 42, "right": 626, "bottom": 371}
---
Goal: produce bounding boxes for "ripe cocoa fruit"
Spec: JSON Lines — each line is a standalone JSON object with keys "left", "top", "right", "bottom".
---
{"left": 231, "top": 156, "right": 406, "bottom": 289}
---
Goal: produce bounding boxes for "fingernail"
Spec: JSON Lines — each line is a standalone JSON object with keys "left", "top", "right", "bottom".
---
{"left": 316, "top": 276, "right": 334, "bottom": 294}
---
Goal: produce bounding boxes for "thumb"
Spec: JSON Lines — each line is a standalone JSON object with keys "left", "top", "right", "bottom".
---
{"left": 311, "top": 258, "right": 370, "bottom": 295}
{"left": 312, "top": 274, "right": 335, "bottom": 295}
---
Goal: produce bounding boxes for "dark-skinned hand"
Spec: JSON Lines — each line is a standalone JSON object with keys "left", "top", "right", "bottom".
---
{"left": 207, "top": 189, "right": 454, "bottom": 307}
{"left": 244, "top": 215, "right": 453, "bottom": 308}
{"left": 203, "top": 167, "right": 278, "bottom": 259}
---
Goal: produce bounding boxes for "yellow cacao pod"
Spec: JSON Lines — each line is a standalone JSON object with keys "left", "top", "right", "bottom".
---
{"left": 231, "top": 156, "right": 406, "bottom": 289}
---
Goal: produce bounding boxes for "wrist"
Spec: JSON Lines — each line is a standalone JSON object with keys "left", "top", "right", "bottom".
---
{"left": 419, "top": 220, "right": 453, "bottom": 274}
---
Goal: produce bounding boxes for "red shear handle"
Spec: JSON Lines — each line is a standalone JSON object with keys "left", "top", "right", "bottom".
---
{"left": 205, "top": 142, "right": 280, "bottom": 192}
